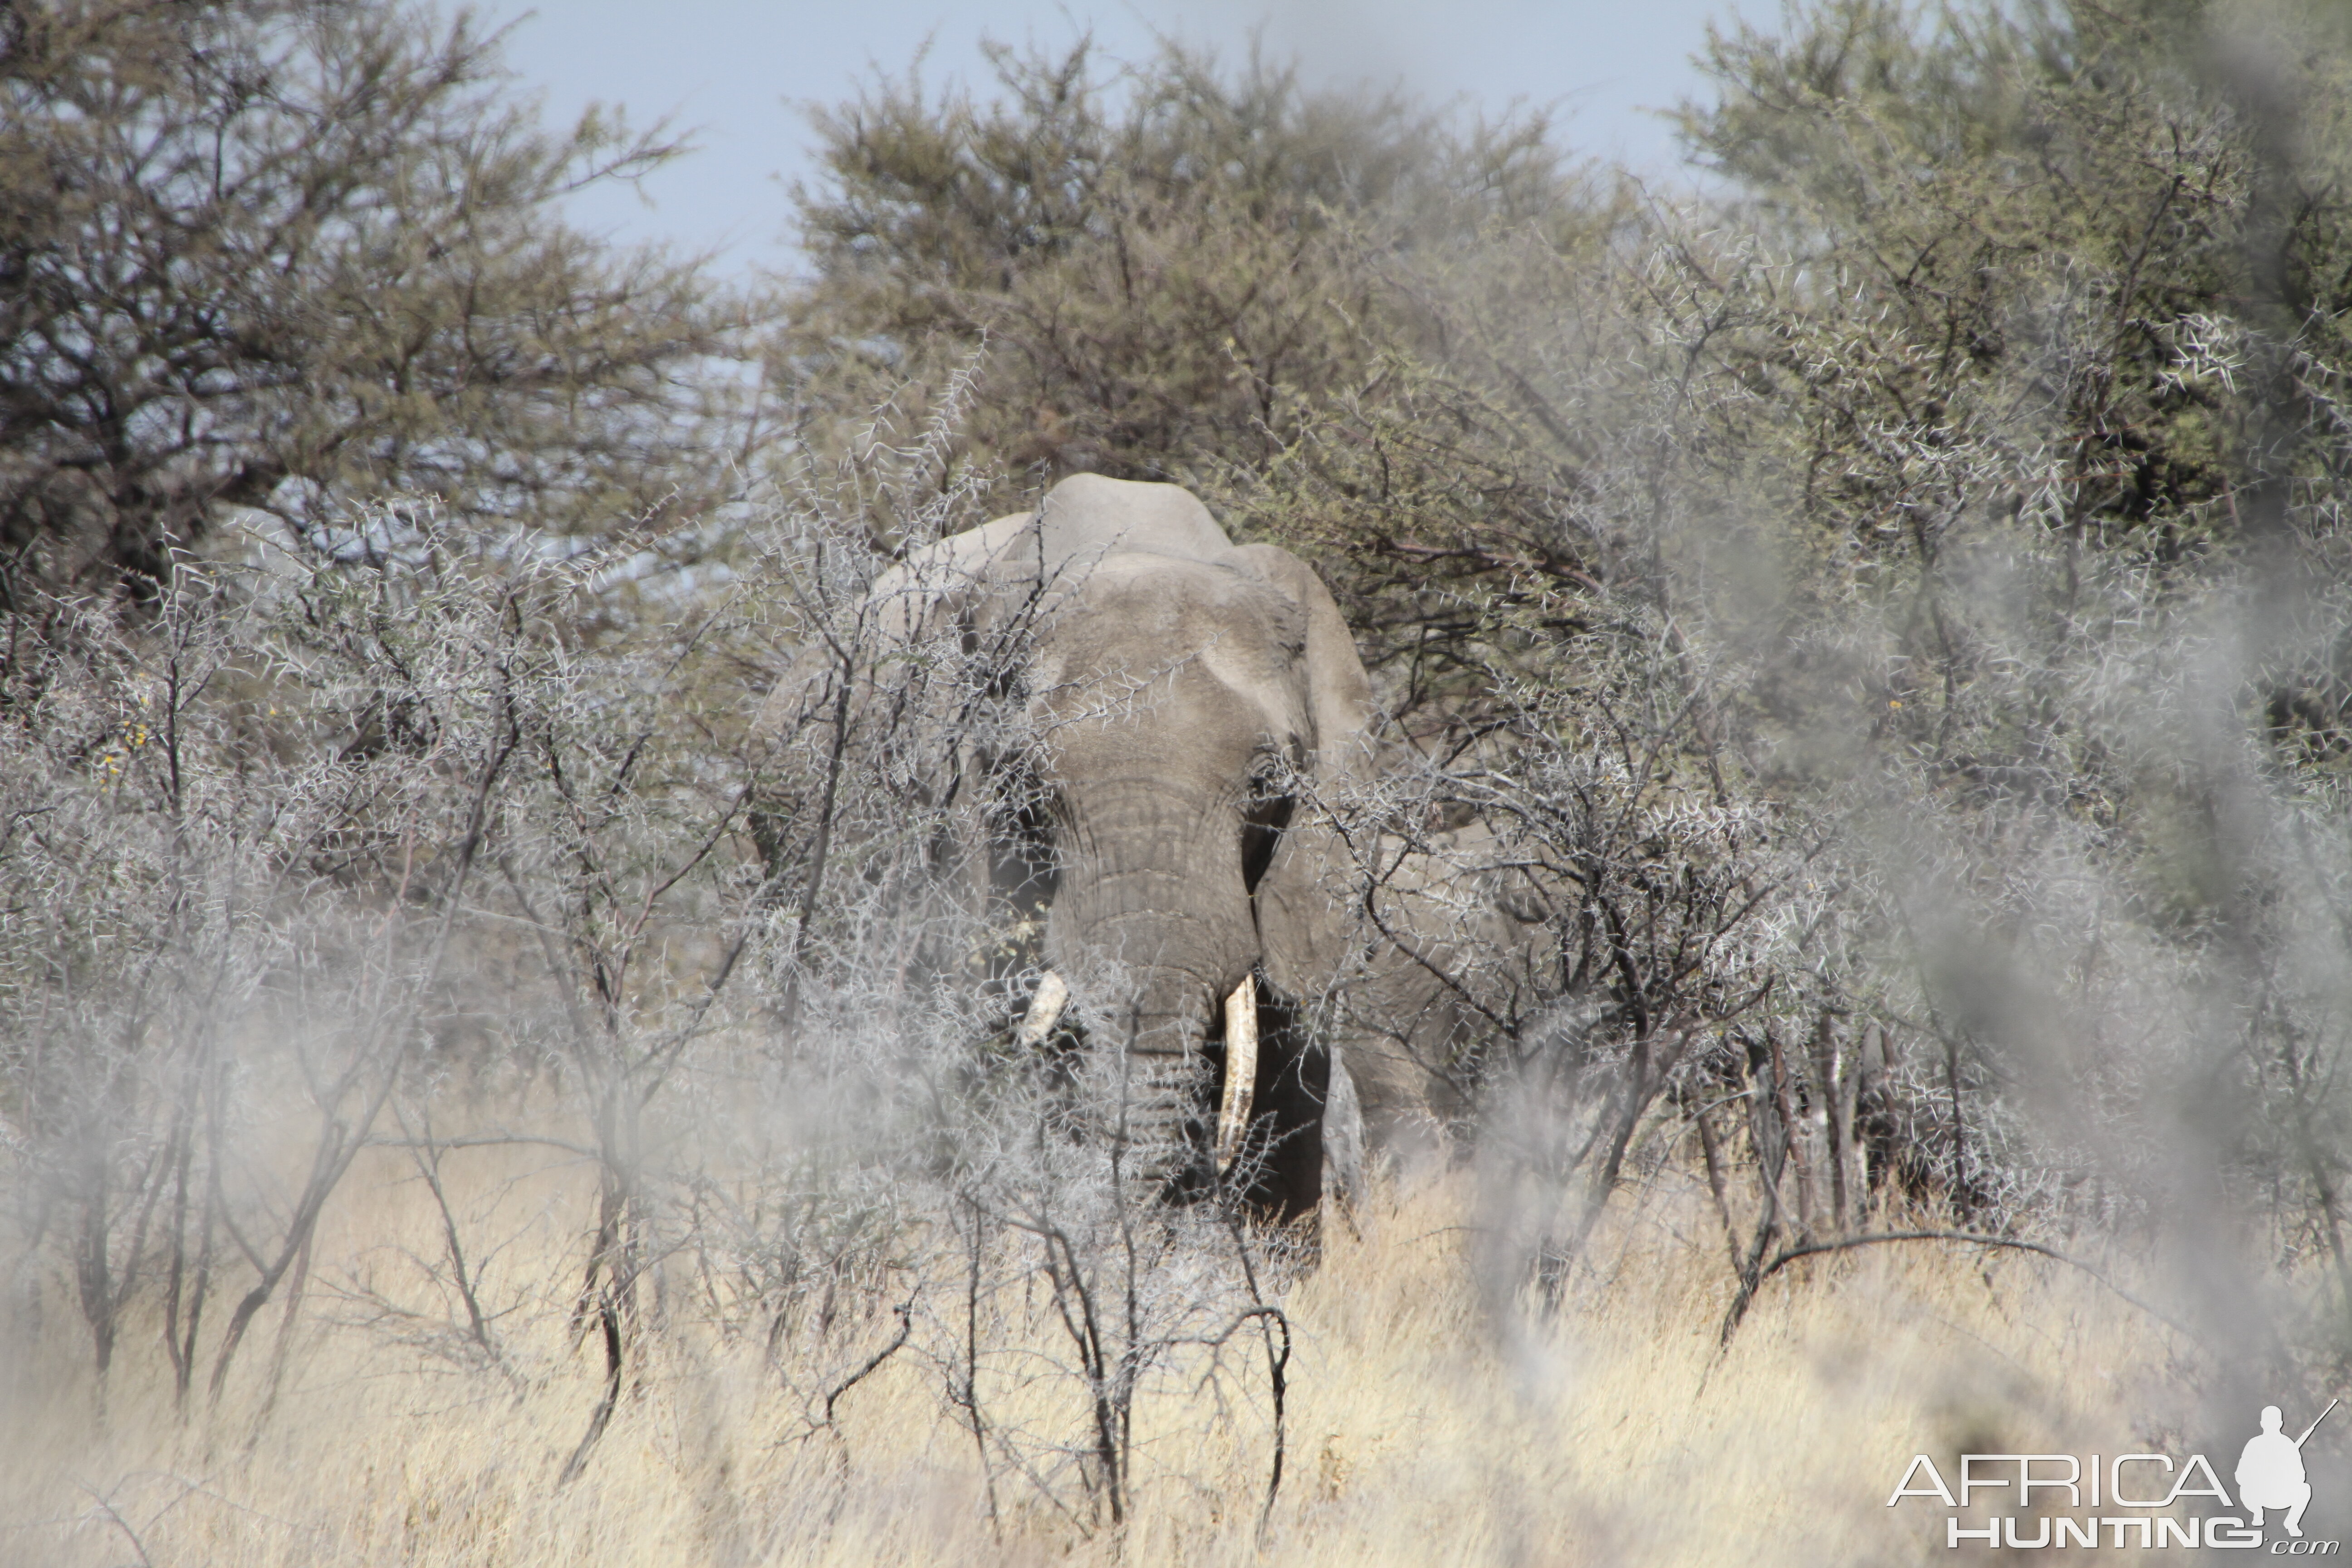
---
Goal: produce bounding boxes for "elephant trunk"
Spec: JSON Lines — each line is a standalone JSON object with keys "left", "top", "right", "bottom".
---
{"left": 1046, "top": 781, "right": 1259, "bottom": 1186}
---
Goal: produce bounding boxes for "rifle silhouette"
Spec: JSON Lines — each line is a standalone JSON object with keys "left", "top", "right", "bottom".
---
{"left": 2297, "top": 1398, "right": 2339, "bottom": 1449}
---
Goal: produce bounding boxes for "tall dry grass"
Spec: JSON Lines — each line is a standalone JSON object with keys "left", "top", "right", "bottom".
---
{"left": 1, "top": 1147, "right": 2187, "bottom": 1568}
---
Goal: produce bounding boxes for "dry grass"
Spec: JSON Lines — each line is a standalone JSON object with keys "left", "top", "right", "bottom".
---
{"left": 0, "top": 1153, "right": 2190, "bottom": 1568}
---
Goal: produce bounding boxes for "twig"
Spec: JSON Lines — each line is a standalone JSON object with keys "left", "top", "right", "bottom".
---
{"left": 1716, "top": 1229, "right": 2202, "bottom": 1349}
{"left": 555, "top": 1296, "right": 623, "bottom": 1487}
{"left": 820, "top": 1300, "right": 914, "bottom": 1426}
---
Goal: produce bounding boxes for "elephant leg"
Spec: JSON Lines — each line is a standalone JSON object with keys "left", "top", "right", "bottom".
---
{"left": 1321, "top": 1046, "right": 1367, "bottom": 1215}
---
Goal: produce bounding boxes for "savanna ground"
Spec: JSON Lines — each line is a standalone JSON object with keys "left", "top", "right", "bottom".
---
{"left": 2, "top": 1141, "right": 2184, "bottom": 1568}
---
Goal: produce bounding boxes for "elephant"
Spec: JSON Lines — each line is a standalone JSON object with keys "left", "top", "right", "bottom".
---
{"left": 757, "top": 473, "right": 1389, "bottom": 1219}
{"left": 1319, "top": 822, "right": 1567, "bottom": 1175}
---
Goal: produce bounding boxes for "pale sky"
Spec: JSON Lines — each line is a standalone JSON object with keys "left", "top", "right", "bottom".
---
{"left": 472, "top": 0, "right": 1746, "bottom": 275}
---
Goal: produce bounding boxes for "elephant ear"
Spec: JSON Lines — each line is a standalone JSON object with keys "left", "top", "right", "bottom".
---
{"left": 1230, "top": 544, "right": 1372, "bottom": 775}
{"left": 1230, "top": 544, "right": 1374, "bottom": 1004}
{"left": 749, "top": 507, "right": 1049, "bottom": 908}
{"left": 752, "top": 508, "right": 1045, "bottom": 748}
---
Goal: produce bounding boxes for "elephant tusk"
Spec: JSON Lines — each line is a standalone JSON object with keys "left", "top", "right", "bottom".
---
{"left": 1215, "top": 975, "right": 1258, "bottom": 1173}
{"left": 1015, "top": 971, "right": 1069, "bottom": 1048}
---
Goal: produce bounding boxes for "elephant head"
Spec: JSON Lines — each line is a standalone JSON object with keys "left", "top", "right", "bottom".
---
{"left": 759, "top": 474, "right": 1373, "bottom": 1216}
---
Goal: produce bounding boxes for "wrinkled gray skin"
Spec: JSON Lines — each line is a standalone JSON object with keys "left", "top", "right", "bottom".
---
{"left": 763, "top": 475, "right": 1382, "bottom": 1217}
{"left": 1328, "top": 825, "right": 1564, "bottom": 1181}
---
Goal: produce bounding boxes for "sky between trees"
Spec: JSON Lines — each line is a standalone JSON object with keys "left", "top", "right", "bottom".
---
{"left": 471, "top": 0, "right": 1739, "bottom": 272}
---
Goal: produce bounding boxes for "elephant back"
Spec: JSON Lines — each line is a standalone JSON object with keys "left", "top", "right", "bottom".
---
{"left": 1032, "top": 473, "right": 1233, "bottom": 574}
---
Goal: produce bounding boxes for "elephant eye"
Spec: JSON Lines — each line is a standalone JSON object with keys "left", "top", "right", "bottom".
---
{"left": 1240, "top": 756, "right": 1295, "bottom": 896}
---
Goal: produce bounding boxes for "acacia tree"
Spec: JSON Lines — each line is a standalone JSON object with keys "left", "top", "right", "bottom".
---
{"left": 0, "top": 0, "right": 753, "bottom": 609}
{"left": 774, "top": 38, "right": 1601, "bottom": 512}
{"left": 1676, "top": 0, "right": 2352, "bottom": 641}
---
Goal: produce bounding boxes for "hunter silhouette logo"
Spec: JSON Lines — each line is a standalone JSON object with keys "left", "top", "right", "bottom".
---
{"left": 1887, "top": 1397, "right": 2342, "bottom": 1550}
{"left": 2240, "top": 1400, "right": 2335, "bottom": 1539}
